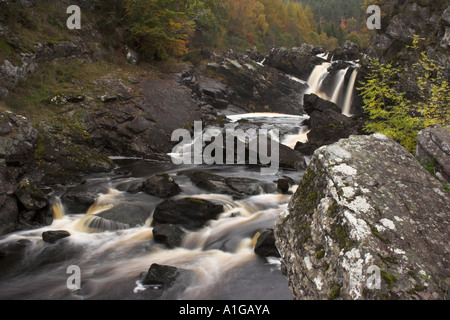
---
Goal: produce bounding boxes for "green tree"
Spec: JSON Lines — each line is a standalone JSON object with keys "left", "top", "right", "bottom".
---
{"left": 359, "top": 35, "right": 450, "bottom": 153}
{"left": 407, "top": 36, "right": 450, "bottom": 127}
{"left": 358, "top": 58, "right": 422, "bottom": 152}
{"left": 124, "top": 0, "right": 198, "bottom": 59}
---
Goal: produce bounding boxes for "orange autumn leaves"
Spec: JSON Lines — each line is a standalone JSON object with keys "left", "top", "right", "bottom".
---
{"left": 123, "top": 0, "right": 335, "bottom": 59}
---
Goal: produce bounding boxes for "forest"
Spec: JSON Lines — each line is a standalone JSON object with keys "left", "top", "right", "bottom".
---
{"left": 97, "top": 0, "right": 371, "bottom": 60}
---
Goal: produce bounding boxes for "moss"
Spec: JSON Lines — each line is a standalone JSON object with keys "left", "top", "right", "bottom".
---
{"left": 34, "top": 135, "right": 45, "bottom": 161}
{"left": 294, "top": 220, "right": 312, "bottom": 244}
{"left": 328, "top": 283, "right": 342, "bottom": 300}
{"left": 408, "top": 284, "right": 427, "bottom": 295}
{"left": 380, "top": 270, "right": 398, "bottom": 291}
{"left": 407, "top": 270, "right": 417, "bottom": 277}
{"left": 327, "top": 199, "right": 340, "bottom": 217}
{"left": 373, "top": 206, "right": 382, "bottom": 217}
{"left": 331, "top": 223, "right": 355, "bottom": 252}
{"left": 315, "top": 244, "right": 325, "bottom": 259}
{"left": 370, "top": 224, "right": 391, "bottom": 244}
{"left": 291, "top": 164, "right": 325, "bottom": 217}
{"left": 377, "top": 253, "right": 398, "bottom": 265}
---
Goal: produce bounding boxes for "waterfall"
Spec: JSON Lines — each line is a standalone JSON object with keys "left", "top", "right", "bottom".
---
{"left": 51, "top": 197, "right": 66, "bottom": 220}
{"left": 316, "top": 52, "right": 329, "bottom": 60}
{"left": 342, "top": 69, "right": 358, "bottom": 116}
{"left": 256, "top": 57, "right": 266, "bottom": 67}
{"left": 331, "top": 67, "right": 349, "bottom": 105}
{"left": 306, "top": 62, "right": 331, "bottom": 97}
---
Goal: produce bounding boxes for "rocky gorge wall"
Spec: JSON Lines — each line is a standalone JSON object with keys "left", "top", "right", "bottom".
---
{"left": 275, "top": 133, "right": 450, "bottom": 300}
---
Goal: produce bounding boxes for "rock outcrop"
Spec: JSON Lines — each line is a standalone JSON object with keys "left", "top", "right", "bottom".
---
{"left": 294, "top": 94, "right": 365, "bottom": 156}
{"left": 275, "top": 134, "right": 450, "bottom": 300}
{"left": 366, "top": 1, "right": 450, "bottom": 77}
{"left": 184, "top": 49, "right": 308, "bottom": 115}
{"left": 416, "top": 126, "right": 450, "bottom": 184}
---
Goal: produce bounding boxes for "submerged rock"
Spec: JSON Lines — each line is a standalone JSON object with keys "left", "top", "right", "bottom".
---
{"left": 275, "top": 134, "right": 450, "bottom": 300}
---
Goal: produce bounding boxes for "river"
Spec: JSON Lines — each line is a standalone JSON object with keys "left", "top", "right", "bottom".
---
{"left": 0, "top": 113, "right": 310, "bottom": 300}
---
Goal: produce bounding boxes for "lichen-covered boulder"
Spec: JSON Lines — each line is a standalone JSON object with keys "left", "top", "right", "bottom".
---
{"left": 275, "top": 134, "right": 450, "bottom": 300}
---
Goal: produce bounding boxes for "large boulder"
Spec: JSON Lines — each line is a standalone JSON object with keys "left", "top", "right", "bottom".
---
{"left": 141, "top": 173, "right": 181, "bottom": 198}
{"left": 182, "top": 170, "right": 263, "bottom": 199}
{"left": 416, "top": 126, "right": 450, "bottom": 184}
{"left": 152, "top": 197, "right": 224, "bottom": 230}
{"left": 275, "top": 134, "right": 450, "bottom": 300}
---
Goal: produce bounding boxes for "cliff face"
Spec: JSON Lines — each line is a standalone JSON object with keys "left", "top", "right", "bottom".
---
{"left": 275, "top": 134, "right": 450, "bottom": 300}
{"left": 366, "top": 0, "right": 450, "bottom": 75}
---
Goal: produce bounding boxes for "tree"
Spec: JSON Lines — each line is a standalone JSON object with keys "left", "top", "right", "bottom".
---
{"left": 407, "top": 35, "right": 450, "bottom": 127}
{"left": 358, "top": 58, "right": 422, "bottom": 152}
{"left": 124, "top": 0, "right": 197, "bottom": 59}
{"left": 358, "top": 35, "right": 450, "bottom": 152}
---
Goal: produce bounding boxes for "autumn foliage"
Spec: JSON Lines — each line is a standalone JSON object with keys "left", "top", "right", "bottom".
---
{"left": 118, "top": 0, "right": 371, "bottom": 59}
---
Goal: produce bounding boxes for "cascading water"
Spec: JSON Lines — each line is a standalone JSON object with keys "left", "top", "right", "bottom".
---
{"left": 342, "top": 68, "right": 358, "bottom": 116}
{"left": 305, "top": 57, "right": 359, "bottom": 117}
{"left": 330, "top": 67, "right": 349, "bottom": 105}
{"left": 306, "top": 62, "right": 331, "bottom": 99}
{"left": 0, "top": 113, "right": 308, "bottom": 300}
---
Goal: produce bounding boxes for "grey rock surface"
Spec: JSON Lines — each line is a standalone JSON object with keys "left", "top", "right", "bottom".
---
{"left": 275, "top": 134, "right": 450, "bottom": 300}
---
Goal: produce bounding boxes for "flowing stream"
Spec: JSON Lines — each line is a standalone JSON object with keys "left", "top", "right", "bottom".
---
{"left": 0, "top": 54, "right": 358, "bottom": 300}
{"left": 0, "top": 113, "right": 310, "bottom": 300}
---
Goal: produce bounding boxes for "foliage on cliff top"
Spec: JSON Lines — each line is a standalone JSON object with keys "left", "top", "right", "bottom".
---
{"left": 358, "top": 35, "right": 450, "bottom": 153}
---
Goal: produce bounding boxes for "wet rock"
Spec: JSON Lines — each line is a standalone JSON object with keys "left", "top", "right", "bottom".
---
{"left": 152, "top": 224, "right": 185, "bottom": 248}
{"left": 416, "top": 126, "right": 450, "bottom": 184}
{"left": 277, "top": 140, "right": 308, "bottom": 171}
{"left": 295, "top": 118, "right": 364, "bottom": 156}
{"left": 182, "top": 170, "right": 262, "bottom": 199}
{"left": 96, "top": 202, "right": 152, "bottom": 227}
{"left": 61, "top": 190, "right": 96, "bottom": 214}
{"left": 254, "top": 230, "right": 280, "bottom": 258}
{"left": 14, "top": 178, "right": 49, "bottom": 211}
{"left": 309, "top": 109, "right": 351, "bottom": 129}
{"left": 303, "top": 94, "right": 342, "bottom": 116}
{"left": 276, "top": 178, "right": 291, "bottom": 194}
{"left": 275, "top": 134, "right": 450, "bottom": 300}
{"left": 152, "top": 197, "right": 223, "bottom": 230}
{"left": 266, "top": 45, "right": 324, "bottom": 80}
{"left": 142, "top": 173, "right": 181, "bottom": 198}
{"left": 42, "top": 230, "right": 71, "bottom": 243}
{"left": 142, "top": 263, "right": 188, "bottom": 288}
